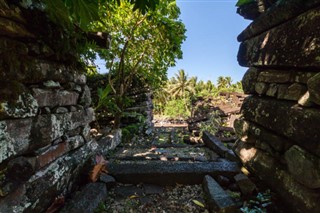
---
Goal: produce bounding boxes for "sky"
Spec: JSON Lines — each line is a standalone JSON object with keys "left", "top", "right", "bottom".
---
{"left": 167, "top": 0, "right": 251, "bottom": 83}
{"left": 96, "top": 0, "right": 252, "bottom": 84}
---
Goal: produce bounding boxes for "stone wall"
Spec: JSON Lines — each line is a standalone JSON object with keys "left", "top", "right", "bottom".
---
{"left": 0, "top": 1, "right": 120, "bottom": 212}
{"left": 234, "top": 0, "right": 320, "bottom": 212}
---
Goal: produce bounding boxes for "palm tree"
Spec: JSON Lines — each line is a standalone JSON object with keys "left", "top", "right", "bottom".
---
{"left": 217, "top": 76, "right": 227, "bottom": 89}
{"left": 169, "top": 69, "right": 195, "bottom": 99}
{"left": 225, "top": 76, "right": 232, "bottom": 88}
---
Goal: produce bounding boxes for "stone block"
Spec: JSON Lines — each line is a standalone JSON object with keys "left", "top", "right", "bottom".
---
{"left": 285, "top": 145, "right": 320, "bottom": 189}
{"left": 34, "top": 135, "right": 85, "bottom": 170}
{"left": 257, "top": 71, "right": 291, "bottom": 83}
{"left": 307, "top": 72, "right": 320, "bottom": 106}
{"left": 234, "top": 173, "right": 256, "bottom": 196}
{"left": 255, "top": 82, "right": 268, "bottom": 95}
{"left": 79, "top": 85, "right": 92, "bottom": 107}
{"left": 242, "top": 67, "right": 260, "bottom": 94}
{"left": 238, "top": 149, "right": 320, "bottom": 213}
{"left": 60, "top": 183, "right": 107, "bottom": 213}
{"left": 0, "top": 17, "right": 35, "bottom": 38}
{"left": 202, "top": 175, "right": 236, "bottom": 213}
{"left": 238, "top": 7, "right": 320, "bottom": 68}
{"left": 0, "top": 118, "right": 32, "bottom": 163}
{"left": 99, "top": 174, "right": 116, "bottom": 188}
{"left": 245, "top": 121, "right": 291, "bottom": 153}
{"left": 283, "top": 83, "right": 307, "bottom": 101}
{"left": 266, "top": 83, "right": 277, "bottom": 97}
{"left": 241, "top": 96, "right": 320, "bottom": 157}
{"left": 294, "top": 72, "right": 317, "bottom": 84}
{"left": 202, "top": 131, "right": 229, "bottom": 157}
{"left": 0, "top": 130, "right": 121, "bottom": 213}
{"left": 298, "top": 92, "right": 315, "bottom": 107}
{"left": 238, "top": 0, "right": 320, "bottom": 42}
{"left": 31, "top": 109, "right": 95, "bottom": 150}
{"left": 32, "top": 88, "right": 79, "bottom": 107}
{"left": 0, "top": 93, "right": 38, "bottom": 119}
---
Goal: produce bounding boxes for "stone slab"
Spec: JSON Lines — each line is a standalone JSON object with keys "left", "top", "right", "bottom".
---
{"left": 60, "top": 183, "right": 107, "bottom": 213}
{"left": 108, "top": 161, "right": 240, "bottom": 185}
{"left": 202, "top": 175, "right": 236, "bottom": 213}
{"left": 202, "top": 131, "right": 239, "bottom": 162}
{"left": 238, "top": 7, "right": 320, "bottom": 68}
{"left": 113, "top": 146, "right": 213, "bottom": 162}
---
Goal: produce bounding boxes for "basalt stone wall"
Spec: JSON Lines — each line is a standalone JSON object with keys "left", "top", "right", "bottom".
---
{"left": 234, "top": 0, "right": 320, "bottom": 212}
{"left": 0, "top": 1, "right": 120, "bottom": 212}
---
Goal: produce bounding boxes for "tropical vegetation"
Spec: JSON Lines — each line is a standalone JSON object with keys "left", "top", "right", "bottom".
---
{"left": 153, "top": 69, "right": 243, "bottom": 118}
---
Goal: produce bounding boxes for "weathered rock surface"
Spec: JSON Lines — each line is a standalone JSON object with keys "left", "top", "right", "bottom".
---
{"left": 238, "top": 7, "right": 320, "bottom": 68}
{"left": 241, "top": 96, "right": 320, "bottom": 156}
{"left": 234, "top": 173, "right": 256, "bottom": 196}
{"left": 32, "top": 88, "right": 79, "bottom": 107}
{"left": 307, "top": 72, "right": 320, "bottom": 105}
{"left": 60, "top": 183, "right": 107, "bottom": 213}
{"left": 241, "top": 67, "right": 259, "bottom": 94}
{"left": 202, "top": 131, "right": 238, "bottom": 161}
{"left": 0, "top": 130, "right": 121, "bottom": 213}
{"left": 234, "top": 145, "right": 320, "bottom": 213}
{"left": 285, "top": 145, "right": 320, "bottom": 189}
{"left": 238, "top": 0, "right": 320, "bottom": 41}
{"left": 202, "top": 175, "right": 236, "bottom": 213}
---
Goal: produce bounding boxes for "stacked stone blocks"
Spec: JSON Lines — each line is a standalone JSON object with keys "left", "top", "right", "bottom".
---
{"left": 235, "top": 0, "right": 320, "bottom": 212}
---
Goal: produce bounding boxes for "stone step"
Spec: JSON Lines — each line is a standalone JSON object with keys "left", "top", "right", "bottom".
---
{"left": 112, "top": 147, "right": 218, "bottom": 162}
{"left": 108, "top": 161, "right": 240, "bottom": 185}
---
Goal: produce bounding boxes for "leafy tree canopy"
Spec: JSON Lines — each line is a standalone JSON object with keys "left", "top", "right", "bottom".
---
{"left": 93, "top": 0, "right": 186, "bottom": 127}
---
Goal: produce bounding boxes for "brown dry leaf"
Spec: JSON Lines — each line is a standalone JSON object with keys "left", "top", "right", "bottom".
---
{"left": 90, "top": 164, "right": 106, "bottom": 182}
{"left": 45, "top": 196, "right": 65, "bottom": 213}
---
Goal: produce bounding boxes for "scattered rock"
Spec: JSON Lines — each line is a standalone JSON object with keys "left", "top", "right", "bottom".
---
{"left": 115, "top": 185, "right": 144, "bottom": 199}
{"left": 216, "top": 175, "right": 231, "bottom": 187}
{"left": 143, "top": 184, "right": 163, "bottom": 195}
{"left": 99, "top": 174, "right": 116, "bottom": 188}
{"left": 60, "top": 183, "right": 107, "bottom": 213}
{"left": 234, "top": 173, "right": 257, "bottom": 196}
{"left": 202, "top": 175, "right": 236, "bottom": 213}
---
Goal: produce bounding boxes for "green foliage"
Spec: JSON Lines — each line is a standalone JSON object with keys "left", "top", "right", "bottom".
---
{"left": 240, "top": 190, "right": 272, "bottom": 213}
{"left": 199, "top": 111, "right": 222, "bottom": 136}
{"left": 121, "top": 123, "right": 142, "bottom": 143}
{"left": 163, "top": 99, "right": 190, "bottom": 119}
{"left": 236, "top": 0, "right": 256, "bottom": 7}
{"left": 97, "top": 85, "right": 120, "bottom": 114}
{"left": 92, "top": 0, "right": 186, "bottom": 128}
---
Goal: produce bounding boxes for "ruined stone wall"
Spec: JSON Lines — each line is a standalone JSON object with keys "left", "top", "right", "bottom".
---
{"left": 234, "top": 0, "right": 320, "bottom": 212}
{"left": 0, "top": 1, "right": 120, "bottom": 212}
